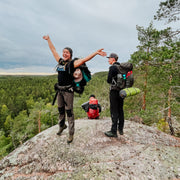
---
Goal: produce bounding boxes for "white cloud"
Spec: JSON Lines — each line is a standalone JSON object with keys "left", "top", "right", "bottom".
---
{"left": 0, "top": 0, "right": 178, "bottom": 74}
{"left": 0, "top": 65, "right": 56, "bottom": 74}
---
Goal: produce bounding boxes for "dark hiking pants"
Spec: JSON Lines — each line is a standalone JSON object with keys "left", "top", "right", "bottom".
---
{"left": 57, "top": 91, "right": 74, "bottom": 136}
{"left": 110, "top": 90, "right": 124, "bottom": 134}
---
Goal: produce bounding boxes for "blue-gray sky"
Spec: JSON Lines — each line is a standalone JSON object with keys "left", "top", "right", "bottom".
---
{"left": 0, "top": 0, "right": 176, "bottom": 74}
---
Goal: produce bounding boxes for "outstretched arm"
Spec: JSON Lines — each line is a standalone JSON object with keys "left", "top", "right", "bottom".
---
{"left": 43, "top": 35, "right": 60, "bottom": 63}
{"left": 74, "top": 49, "right": 107, "bottom": 68}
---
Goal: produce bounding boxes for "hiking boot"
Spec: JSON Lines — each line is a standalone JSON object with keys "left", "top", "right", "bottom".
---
{"left": 57, "top": 124, "right": 67, "bottom": 135}
{"left": 104, "top": 131, "right": 117, "bottom": 137}
{"left": 118, "top": 130, "right": 124, "bottom": 135}
{"left": 67, "top": 135, "right": 73, "bottom": 144}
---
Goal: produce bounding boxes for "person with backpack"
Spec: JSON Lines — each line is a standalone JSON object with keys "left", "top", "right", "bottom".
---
{"left": 82, "top": 94, "right": 101, "bottom": 119}
{"left": 43, "top": 35, "right": 106, "bottom": 143}
{"left": 105, "top": 53, "right": 131, "bottom": 137}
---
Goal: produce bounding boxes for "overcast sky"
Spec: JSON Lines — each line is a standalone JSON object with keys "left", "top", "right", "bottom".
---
{"left": 0, "top": 0, "right": 176, "bottom": 74}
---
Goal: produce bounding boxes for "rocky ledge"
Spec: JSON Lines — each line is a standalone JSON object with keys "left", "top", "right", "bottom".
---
{"left": 0, "top": 118, "right": 180, "bottom": 180}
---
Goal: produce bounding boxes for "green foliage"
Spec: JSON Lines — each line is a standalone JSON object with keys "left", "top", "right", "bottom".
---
{"left": 130, "top": 21, "right": 179, "bottom": 126}
{"left": 157, "top": 118, "right": 169, "bottom": 133}
{"left": 0, "top": 131, "right": 13, "bottom": 159}
{"left": 136, "top": 22, "right": 162, "bottom": 50}
{"left": 10, "top": 110, "right": 29, "bottom": 148}
{"left": 4, "top": 115, "right": 13, "bottom": 136}
{"left": 0, "top": 75, "right": 58, "bottom": 159}
{"left": 0, "top": 75, "right": 57, "bottom": 118}
{"left": 0, "top": 104, "right": 10, "bottom": 129}
{"left": 154, "top": 0, "right": 180, "bottom": 23}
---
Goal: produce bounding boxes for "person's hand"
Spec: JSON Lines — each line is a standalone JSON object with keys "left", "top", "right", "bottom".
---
{"left": 97, "top": 48, "right": 107, "bottom": 57}
{"left": 43, "top": 35, "right": 50, "bottom": 40}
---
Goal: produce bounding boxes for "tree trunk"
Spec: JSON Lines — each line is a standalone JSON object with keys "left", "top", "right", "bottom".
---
{"left": 167, "top": 75, "right": 174, "bottom": 135}
{"left": 142, "top": 47, "right": 149, "bottom": 110}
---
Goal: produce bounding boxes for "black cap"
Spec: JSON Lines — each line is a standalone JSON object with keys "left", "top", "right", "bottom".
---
{"left": 107, "top": 53, "right": 118, "bottom": 61}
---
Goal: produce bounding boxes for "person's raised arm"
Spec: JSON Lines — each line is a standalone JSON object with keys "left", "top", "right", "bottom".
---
{"left": 43, "top": 35, "right": 60, "bottom": 63}
{"left": 74, "top": 48, "right": 107, "bottom": 68}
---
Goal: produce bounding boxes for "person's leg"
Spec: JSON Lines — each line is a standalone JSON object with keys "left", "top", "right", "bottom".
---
{"left": 118, "top": 96, "right": 124, "bottom": 135}
{"left": 57, "top": 92, "right": 67, "bottom": 135}
{"left": 64, "top": 91, "right": 74, "bottom": 143}
{"left": 110, "top": 90, "right": 119, "bottom": 134}
{"left": 105, "top": 90, "right": 118, "bottom": 137}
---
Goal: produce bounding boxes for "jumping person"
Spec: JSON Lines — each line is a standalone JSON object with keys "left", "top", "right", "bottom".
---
{"left": 43, "top": 35, "right": 106, "bottom": 143}
{"left": 105, "top": 53, "right": 124, "bottom": 137}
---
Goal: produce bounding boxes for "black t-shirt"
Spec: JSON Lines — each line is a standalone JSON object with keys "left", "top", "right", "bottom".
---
{"left": 56, "top": 58, "right": 76, "bottom": 86}
{"left": 107, "top": 62, "right": 120, "bottom": 84}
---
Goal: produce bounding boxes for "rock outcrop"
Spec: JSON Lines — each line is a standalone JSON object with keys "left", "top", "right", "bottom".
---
{"left": 0, "top": 118, "right": 180, "bottom": 180}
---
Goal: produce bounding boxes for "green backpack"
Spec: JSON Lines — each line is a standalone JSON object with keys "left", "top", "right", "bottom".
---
{"left": 72, "top": 58, "right": 91, "bottom": 94}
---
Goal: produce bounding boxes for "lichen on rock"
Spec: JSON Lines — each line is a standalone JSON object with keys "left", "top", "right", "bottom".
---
{"left": 0, "top": 119, "right": 180, "bottom": 180}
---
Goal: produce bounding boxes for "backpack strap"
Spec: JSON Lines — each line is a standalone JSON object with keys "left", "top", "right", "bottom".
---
{"left": 110, "top": 64, "right": 123, "bottom": 90}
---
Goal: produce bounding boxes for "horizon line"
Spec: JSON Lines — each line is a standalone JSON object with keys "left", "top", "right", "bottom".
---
{"left": 0, "top": 72, "right": 57, "bottom": 76}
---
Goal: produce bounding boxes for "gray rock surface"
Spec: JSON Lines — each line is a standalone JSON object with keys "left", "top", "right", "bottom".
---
{"left": 0, "top": 118, "right": 180, "bottom": 180}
